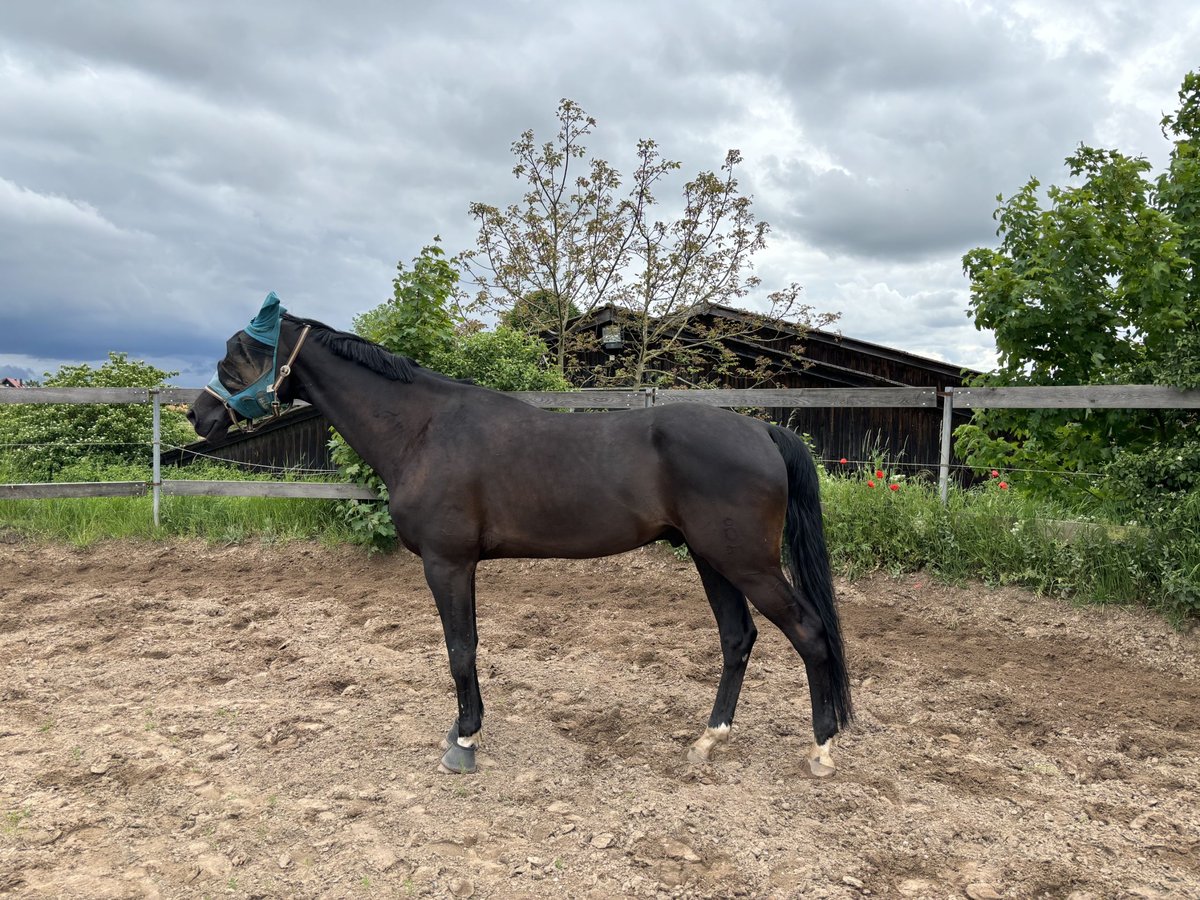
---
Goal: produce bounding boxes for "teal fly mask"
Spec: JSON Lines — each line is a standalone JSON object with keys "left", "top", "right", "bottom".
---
{"left": 205, "top": 292, "right": 309, "bottom": 427}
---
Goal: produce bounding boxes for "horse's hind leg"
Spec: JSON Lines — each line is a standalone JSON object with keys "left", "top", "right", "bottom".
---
{"left": 422, "top": 555, "right": 484, "bottom": 774}
{"left": 727, "top": 567, "right": 841, "bottom": 777}
{"left": 687, "top": 554, "right": 757, "bottom": 764}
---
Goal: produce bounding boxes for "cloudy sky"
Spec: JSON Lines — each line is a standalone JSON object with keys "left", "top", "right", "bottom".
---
{"left": 1, "top": 1, "right": 1196, "bottom": 385}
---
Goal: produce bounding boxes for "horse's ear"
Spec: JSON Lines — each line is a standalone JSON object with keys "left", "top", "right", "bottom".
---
{"left": 252, "top": 292, "right": 282, "bottom": 327}
{"left": 247, "top": 292, "right": 285, "bottom": 345}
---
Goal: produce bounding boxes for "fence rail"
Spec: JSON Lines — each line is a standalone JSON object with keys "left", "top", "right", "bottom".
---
{"left": 935, "top": 383, "right": 1200, "bottom": 501}
{"left": 1, "top": 385, "right": 943, "bottom": 409}
{"left": 3, "top": 384, "right": 1198, "bottom": 521}
{"left": 1, "top": 481, "right": 149, "bottom": 499}
{"left": 653, "top": 387, "right": 937, "bottom": 408}
{"left": 951, "top": 385, "right": 1200, "bottom": 409}
{"left": 161, "top": 480, "right": 376, "bottom": 499}
{"left": 0, "top": 387, "right": 154, "bottom": 404}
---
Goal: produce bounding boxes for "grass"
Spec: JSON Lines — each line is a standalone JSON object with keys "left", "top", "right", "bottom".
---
{"left": 3, "top": 808, "right": 30, "bottom": 836}
{"left": 820, "top": 465, "right": 1198, "bottom": 623}
{"left": 0, "top": 459, "right": 354, "bottom": 546}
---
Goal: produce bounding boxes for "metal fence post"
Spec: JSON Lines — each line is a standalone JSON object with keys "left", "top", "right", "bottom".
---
{"left": 151, "top": 389, "right": 161, "bottom": 527}
{"left": 938, "top": 388, "right": 954, "bottom": 504}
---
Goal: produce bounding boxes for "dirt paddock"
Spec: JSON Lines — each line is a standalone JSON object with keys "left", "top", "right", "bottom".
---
{"left": 1, "top": 540, "right": 1197, "bottom": 899}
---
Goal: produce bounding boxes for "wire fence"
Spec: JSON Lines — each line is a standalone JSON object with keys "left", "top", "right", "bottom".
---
{"left": 815, "top": 456, "right": 1109, "bottom": 480}
{"left": 162, "top": 444, "right": 341, "bottom": 476}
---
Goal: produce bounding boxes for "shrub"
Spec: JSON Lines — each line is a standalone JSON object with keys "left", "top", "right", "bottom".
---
{"left": 0, "top": 353, "right": 192, "bottom": 481}
{"left": 819, "top": 465, "right": 1199, "bottom": 623}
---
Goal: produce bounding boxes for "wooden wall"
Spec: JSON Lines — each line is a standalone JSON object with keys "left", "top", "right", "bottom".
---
{"left": 163, "top": 405, "right": 334, "bottom": 472}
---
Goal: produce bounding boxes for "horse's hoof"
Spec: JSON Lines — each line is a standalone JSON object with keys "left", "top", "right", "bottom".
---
{"left": 808, "top": 756, "right": 836, "bottom": 777}
{"left": 439, "top": 741, "right": 477, "bottom": 775}
{"left": 687, "top": 724, "right": 729, "bottom": 765}
{"left": 808, "top": 740, "right": 836, "bottom": 778}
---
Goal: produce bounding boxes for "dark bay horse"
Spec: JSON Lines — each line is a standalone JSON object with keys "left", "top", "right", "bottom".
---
{"left": 188, "top": 296, "right": 852, "bottom": 776}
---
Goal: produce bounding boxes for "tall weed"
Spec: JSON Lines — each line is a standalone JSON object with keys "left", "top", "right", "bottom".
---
{"left": 820, "top": 464, "right": 1198, "bottom": 623}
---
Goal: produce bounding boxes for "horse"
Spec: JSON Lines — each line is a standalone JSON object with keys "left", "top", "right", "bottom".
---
{"left": 188, "top": 294, "right": 853, "bottom": 776}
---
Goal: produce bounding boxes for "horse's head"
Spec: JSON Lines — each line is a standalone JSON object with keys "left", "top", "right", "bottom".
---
{"left": 187, "top": 293, "right": 306, "bottom": 444}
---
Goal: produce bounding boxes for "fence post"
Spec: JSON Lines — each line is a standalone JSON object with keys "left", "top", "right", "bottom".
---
{"left": 151, "top": 389, "right": 161, "bottom": 527}
{"left": 938, "top": 388, "right": 954, "bottom": 504}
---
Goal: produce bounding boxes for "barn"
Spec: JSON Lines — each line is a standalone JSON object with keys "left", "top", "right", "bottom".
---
{"left": 554, "top": 303, "right": 977, "bottom": 473}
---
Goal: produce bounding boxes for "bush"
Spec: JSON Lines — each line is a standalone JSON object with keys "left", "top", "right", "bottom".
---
{"left": 0, "top": 353, "right": 192, "bottom": 481}
{"left": 331, "top": 329, "right": 570, "bottom": 552}
{"left": 331, "top": 240, "right": 570, "bottom": 552}
{"left": 819, "top": 465, "right": 1199, "bottom": 623}
{"left": 429, "top": 327, "right": 570, "bottom": 392}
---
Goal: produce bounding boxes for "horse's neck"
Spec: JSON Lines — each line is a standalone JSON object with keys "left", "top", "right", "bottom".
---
{"left": 295, "top": 342, "right": 438, "bottom": 484}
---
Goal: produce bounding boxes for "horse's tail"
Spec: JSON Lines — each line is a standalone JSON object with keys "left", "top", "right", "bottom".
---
{"left": 766, "top": 423, "right": 853, "bottom": 730}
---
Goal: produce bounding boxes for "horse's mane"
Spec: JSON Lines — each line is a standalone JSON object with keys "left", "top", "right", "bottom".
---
{"left": 284, "top": 314, "right": 417, "bottom": 383}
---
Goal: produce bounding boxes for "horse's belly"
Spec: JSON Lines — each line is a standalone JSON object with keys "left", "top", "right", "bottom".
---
{"left": 484, "top": 492, "right": 668, "bottom": 559}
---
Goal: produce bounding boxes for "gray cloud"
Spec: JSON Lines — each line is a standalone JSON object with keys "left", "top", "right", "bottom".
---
{"left": 0, "top": 0, "right": 1195, "bottom": 383}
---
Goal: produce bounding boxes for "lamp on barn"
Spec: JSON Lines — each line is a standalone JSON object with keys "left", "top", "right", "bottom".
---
{"left": 600, "top": 324, "right": 624, "bottom": 354}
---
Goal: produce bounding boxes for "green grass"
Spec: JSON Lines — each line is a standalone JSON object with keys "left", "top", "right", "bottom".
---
{"left": 820, "top": 466, "right": 1198, "bottom": 623}
{"left": 0, "top": 459, "right": 354, "bottom": 546}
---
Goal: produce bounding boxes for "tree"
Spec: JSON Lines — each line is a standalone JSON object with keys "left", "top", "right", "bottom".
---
{"left": 0, "top": 353, "right": 191, "bottom": 480}
{"left": 499, "top": 289, "right": 581, "bottom": 335}
{"left": 429, "top": 327, "right": 569, "bottom": 393}
{"left": 956, "top": 71, "right": 1200, "bottom": 508}
{"left": 353, "top": 239, "right": 459, "bottom": 363}
{"left": 460, "top": 99, "right": 829, "bottom": 387}
{"left": 349, "top": 239, "right": 567, "bottom": 391}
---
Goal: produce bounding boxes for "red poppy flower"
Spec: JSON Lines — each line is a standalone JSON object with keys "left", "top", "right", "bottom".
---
{"left": 875, "top": 469, "right": 885, "bottom": 479}
{"left": 866, "top": 480, "right": 876, "bottom": 488}
{"left": 889, "top": 483, "right": 900, "bottom": 491}
{"left": 839, "top": 458, "right": 848, "bottom": 465}
{"left": 991, "top": 470, "right": 1000, "bottom": 478}
{"left": 998, "top": 481, "right": 1009, "bottom": 490}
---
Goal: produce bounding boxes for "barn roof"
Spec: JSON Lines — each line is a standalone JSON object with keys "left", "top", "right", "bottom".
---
{"left": 578, "top": 302, "right": 977, "bottom": 388}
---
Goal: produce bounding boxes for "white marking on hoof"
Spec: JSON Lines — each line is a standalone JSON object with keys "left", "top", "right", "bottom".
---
{"left": 687, "top": 724, "right": 730, "bottom": 764}
{"left": 808, "top": 739, "right": 836, "bottom": 778}
{"left": 440, "top": 731, "right": 483, "bottom": 751}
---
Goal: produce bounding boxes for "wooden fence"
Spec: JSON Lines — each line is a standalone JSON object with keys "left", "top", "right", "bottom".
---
{"left": 3, "top": 385, "right": 1198, "bottom": 524}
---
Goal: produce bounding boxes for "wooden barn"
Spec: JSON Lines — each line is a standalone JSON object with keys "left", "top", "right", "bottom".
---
{"left": 168, "top": 304, "right": 977, "bottom": 477}
{"left": 558, "top": 303, "right": 978, "bottom": 473}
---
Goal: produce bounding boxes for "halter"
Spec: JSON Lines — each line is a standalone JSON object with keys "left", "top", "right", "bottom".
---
{"left": 205, "top": 297, "right": 310, "bottom": 433}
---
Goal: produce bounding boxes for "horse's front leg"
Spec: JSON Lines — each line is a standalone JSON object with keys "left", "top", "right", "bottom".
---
{"left": 423, "top": 554, "right": 483, "bottom": 774}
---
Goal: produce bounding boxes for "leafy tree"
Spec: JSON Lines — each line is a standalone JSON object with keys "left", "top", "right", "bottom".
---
{"left": 956, "top": 70, "right": 1200, "bottom": 511}
{"left": 429, "top": 327, "right": 569, "bottom": 392}
{"left": 460, "top": 99, "right": 829, "bottom": 387}
{"left": 499, "top": 289, "right": 582, "bottom": 335}
{"left": 0, "top": 353, "right": 191, "bottom": 480}
{"left": 353, "top": 239, "right": 459, "bottom": 363}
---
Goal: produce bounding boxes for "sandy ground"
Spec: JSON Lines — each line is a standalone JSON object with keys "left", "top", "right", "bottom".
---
{"left": 0, "top": 539, "right": 1197, "bottom": 899}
